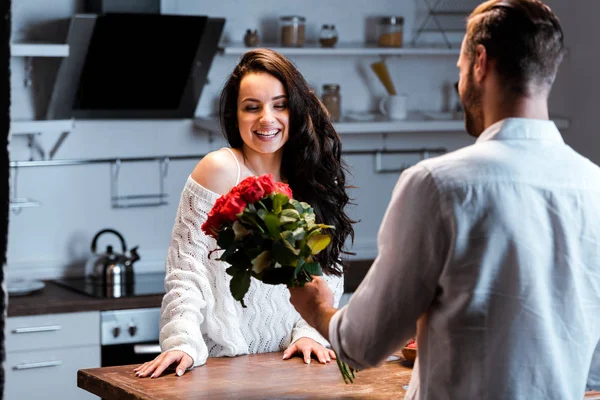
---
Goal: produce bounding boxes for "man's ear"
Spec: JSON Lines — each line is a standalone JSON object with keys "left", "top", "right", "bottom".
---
{"left": 473, "top": 44, "right": 488, "bottom": 83}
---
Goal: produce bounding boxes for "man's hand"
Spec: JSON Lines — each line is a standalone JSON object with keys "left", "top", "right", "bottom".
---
{"left": 289, "top": 276, "right": 338, "bottom": 339}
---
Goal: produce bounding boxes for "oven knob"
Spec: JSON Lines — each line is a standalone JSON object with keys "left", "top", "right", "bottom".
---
{"left": 128, "top": 324, "right": 137, "bottom": 337}
{"left": 112, "top": 326, "right": 120, "bottom": 338}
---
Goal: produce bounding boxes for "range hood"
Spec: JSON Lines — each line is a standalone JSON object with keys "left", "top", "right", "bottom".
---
{"left": 47, "top": 13, "right": 225, "bottom": 119}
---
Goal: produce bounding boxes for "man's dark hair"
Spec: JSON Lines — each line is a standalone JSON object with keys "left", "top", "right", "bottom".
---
{"left": 466, "top": 0, "right": 565, "bottom": 96}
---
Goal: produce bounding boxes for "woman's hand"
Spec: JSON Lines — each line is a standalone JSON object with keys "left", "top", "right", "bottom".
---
{"left": 282, "top": 337, "right": 337, "bottom": 364}
{"left": 133, "top": 350, "right": 193, "bottom": 378}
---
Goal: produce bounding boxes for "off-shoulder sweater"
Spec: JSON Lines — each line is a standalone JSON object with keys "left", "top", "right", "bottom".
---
{"left": 159, "top": 175, "right": 344, "bottom": 367}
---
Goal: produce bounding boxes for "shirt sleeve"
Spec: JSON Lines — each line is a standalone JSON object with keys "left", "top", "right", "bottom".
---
{"left": 588, "top": 339, "right": 600, "bottom": 391}
{"left": 291, "top": 271, "right": 344, "bottom": 347}
{"left": 159, "top": 187, "right": 212, "bottom": 368}
{"left": 328, "top": 164, "right": 448, "bottom": 370}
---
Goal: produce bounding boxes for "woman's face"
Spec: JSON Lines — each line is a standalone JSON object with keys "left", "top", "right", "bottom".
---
{"left": 237, "top": 72, "right": 290, "bottom": 156}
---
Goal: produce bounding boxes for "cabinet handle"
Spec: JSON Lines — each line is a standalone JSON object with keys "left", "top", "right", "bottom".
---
{"left": 134, "top": 344, "right": 161, "bottom": 354}
{"left": 12, "top": 325, "right": 62, "bottom": 334}
{"left": 13, "top": 360, "right": 62, "bottom": 370}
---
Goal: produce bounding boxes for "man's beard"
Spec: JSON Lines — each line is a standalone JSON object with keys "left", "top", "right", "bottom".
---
{"left": 462, "top": 67, "right": 485, "bottom": 137}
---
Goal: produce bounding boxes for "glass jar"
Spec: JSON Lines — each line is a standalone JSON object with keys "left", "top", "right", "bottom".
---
{"left": 244, "top": 29, "right": 259, "bottom": 47}
{"left": 322, "top": 84, "right": 341, "bottom": 122}
{"left": 319, "top": 24, "right": 338, "bottom": 48}
{"left": 377, "top": 16, "right": 404, "bottom": 48}
{"left": 279, "top": 16, "right": 306, "bottom": 47}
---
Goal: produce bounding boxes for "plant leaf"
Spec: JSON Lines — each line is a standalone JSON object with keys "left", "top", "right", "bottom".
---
{"left": 307, "top": 234, "right": 331, "bottom": 255}
{"left": 279, "top": 209, "right": 300, "bottom": 224}
{"left": 291, "top": 227, "right": 305, "bottom": 241}
{"left": 303, "top": 261, "right": 323, "bottom": 276}
{"left": 251, "top": 250, "right": 272, "bottom": 274}
{"left": 272, "top": 240, "right": 299, "bottom": 266}
{"left": 294, "top": 258, "right": 306, "bottom": 279}
{"left": 261, "top": 266, "right": 294, "bottom": 285}
{"left": 271, "top": 193, "right": 288, "bottom": 214}
{"left": 257, "top": 209, "right": 267, "bottom": 220}
{"left": 230, "top": 270, "right": 251, "bottom": 308}
{"left": 217, "top": 228, "right": 235, "bottom": 249}
{"left": 264, "top": 212, "right": 280, "bottom": 237}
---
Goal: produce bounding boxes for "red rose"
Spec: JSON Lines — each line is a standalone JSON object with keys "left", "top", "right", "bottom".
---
{"left": 275, "top": 182, "right": 293, "bottom": 198}
{"left": 201, "top": 196, "right": 228, "bottom": 237}
{"left": 258, "top": 174, "right": 278, "bottom": 195}
{"left": 220, "top": 193, "right": 247, "bottom": 221}
{"left": 240, "top": 179, "right": 266, "bottom": 203}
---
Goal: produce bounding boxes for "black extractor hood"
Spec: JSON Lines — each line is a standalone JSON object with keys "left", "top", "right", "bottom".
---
{"left": 47, "top": 13, "right": 225, "bottom": 119}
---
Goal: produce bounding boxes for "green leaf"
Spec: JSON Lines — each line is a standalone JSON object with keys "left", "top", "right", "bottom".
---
{"left": 271, "top": 193, "right": 289, "bottom": 214}
{"left": 291, "top": 199, "right": 306, "bottom": 215}
{"left": 272, "top": 240, "right": 299, "bottom": 266}
{"left": 264, "top": 212, "right": 280, "bottom": 237}
{"left": 217, "top": 228, "right": 235, "bottom": 249}
{"left": 238, "top": 211, "right": 264, "bottom": 233}
{"left": 307, "top": 234, "right": 331, "bottom": 255}
{"left": 218, "top": 243, "right": 236, "bottom": 262}
{"left": 291, "top": 227, "right": 305, "bottom": 241}
{"left": 303, "top": 261, "right": 323, "bottom": 276}
{"left": 280, "top": 209, "right": 300, "bottom": 224}
{"left": 251, "top": 250, "right": 272, "bottom": 274}
{"left": 261, "top": 266, "right": 294, "bottom": 285}
{"left": 226, "top": 250, "right": 252, "bottom": 270}
{"left": 257, "top": 209, "right": 267, "bottom": 220}
{"left": 230, "top": 270, "right": 251, "bottom": 308}
{"left": 294, "top": 258, "right": 306, "bottom": 279}
{"left": 280, "top": 230, "right": 295, "bottom": 246}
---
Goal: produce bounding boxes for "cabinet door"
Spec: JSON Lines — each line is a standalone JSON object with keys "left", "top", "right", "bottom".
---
{"left": 5, "top": 346, "right": 100, "bottom": 400}
{"left": 7, "top": 311, "right": 100, "bottom": 352}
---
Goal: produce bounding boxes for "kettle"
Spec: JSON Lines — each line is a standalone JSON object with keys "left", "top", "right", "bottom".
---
{"left": 87, "top": 229, "right": 140, "bottom": 289}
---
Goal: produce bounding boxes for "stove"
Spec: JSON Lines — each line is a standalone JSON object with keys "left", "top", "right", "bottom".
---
{"left": 54, "top": 272, "right": 166, "bottom": 367}
{"left": 53, "top": 272, "right": 166, "bottom": 298}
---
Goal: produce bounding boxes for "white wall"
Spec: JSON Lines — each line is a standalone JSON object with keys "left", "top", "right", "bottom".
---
{"left": 7, "top": 0, "right": 578, "bottom": 280}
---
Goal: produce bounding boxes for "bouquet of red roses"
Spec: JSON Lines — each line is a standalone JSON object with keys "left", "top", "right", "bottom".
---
{"left": 201, "top": 173, "right": 356, "bottom": 383}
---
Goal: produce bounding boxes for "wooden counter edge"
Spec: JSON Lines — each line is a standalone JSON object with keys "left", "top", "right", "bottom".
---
{"left": 78, "top": 369, "right": 147, "bottom": 400}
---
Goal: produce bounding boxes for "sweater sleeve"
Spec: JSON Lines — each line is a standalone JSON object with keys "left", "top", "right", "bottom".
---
{"left": 159, "top": 178, "right": 220, "bottom": 367}
{"left": 290, "top": 271, "right": 344, "bottom": 347}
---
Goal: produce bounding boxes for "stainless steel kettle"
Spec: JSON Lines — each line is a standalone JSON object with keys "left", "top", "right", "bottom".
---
{"left": 87, "top": 229, "right": 140, "bottom": 289}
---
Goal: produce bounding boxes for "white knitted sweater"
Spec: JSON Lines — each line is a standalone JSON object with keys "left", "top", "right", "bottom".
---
{"left": 159, "top": 176, "right": 344, "bottom": 367}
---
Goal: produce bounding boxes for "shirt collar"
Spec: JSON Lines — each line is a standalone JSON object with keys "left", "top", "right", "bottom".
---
{"left": 475, "top": 118, "right": 564, "bottom": 144}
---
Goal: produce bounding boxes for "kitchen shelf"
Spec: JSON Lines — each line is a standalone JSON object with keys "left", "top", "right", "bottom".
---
{"left": 194, "top": 114, "right": 570, "bottom": 135}
{"left": 219, "top": 43, "right": 460, "bottom": 56}
{"left": 9, "top": 119, "right": 75, "bottom": 160}
{"left": 10, "top": 119, "right": 74, "bottom": 135}
{"left": 10, "top": 43, "right": 70, "bottom": 57}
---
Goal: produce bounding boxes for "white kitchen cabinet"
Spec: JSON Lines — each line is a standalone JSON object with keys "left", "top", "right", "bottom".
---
{"left": 5, "top": 311, "right": 101, "bottom": 400}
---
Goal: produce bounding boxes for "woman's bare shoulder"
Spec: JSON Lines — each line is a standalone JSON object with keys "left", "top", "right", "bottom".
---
{"left": 190, "top": 148, "right": 239, "bottom": 195}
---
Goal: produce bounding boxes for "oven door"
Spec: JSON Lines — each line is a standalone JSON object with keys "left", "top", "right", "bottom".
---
{"left": 102, "top": 342, "right": 161, "bottom": 367}
{"left": 100, "top": 308, "right": 161, "bottom": 367}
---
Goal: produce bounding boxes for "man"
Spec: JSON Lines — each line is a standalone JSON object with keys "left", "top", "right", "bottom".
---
{"left": 289, "top": 1, "right": 600, "bottom": 399}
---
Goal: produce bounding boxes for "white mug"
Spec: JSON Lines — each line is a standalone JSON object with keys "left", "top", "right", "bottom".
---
{"left": 379, "top": 94, "right": 408, "bottom": 120}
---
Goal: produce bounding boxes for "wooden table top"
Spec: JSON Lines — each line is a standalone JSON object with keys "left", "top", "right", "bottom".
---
{"left": 78, "top": 351, "right": 600, "bottom": 400}
{"left": 78, "top": 352, "right": 413, "bottom": 400}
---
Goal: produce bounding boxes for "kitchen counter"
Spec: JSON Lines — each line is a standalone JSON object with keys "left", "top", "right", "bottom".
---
{"left": 78, "top": 351, "right": 413, "bottom": 400}
{"left": 8, "top": 280, "right": 163, "bottom": 317}
{"left": 7, "top": 259, "right": 374, "bottom": 318}
{"left": 78, "top": 351, "right": 600, "bottom": 400}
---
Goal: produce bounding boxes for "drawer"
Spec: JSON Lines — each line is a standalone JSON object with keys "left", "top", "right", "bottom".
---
{"left": 7, "top": 311, "right": 100, "bottom": 352}
{"left": 5, "top": 346, "right": 100, "bottom": 400}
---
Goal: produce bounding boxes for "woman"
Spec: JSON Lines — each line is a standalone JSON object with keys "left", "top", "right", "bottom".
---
{"left": 135, "top": 48, "right": 355, "bottom": 378}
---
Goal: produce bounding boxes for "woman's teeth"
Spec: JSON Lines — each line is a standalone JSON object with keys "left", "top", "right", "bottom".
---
{"left": 254, "top": 129, "right": 279, "bottom": 138}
